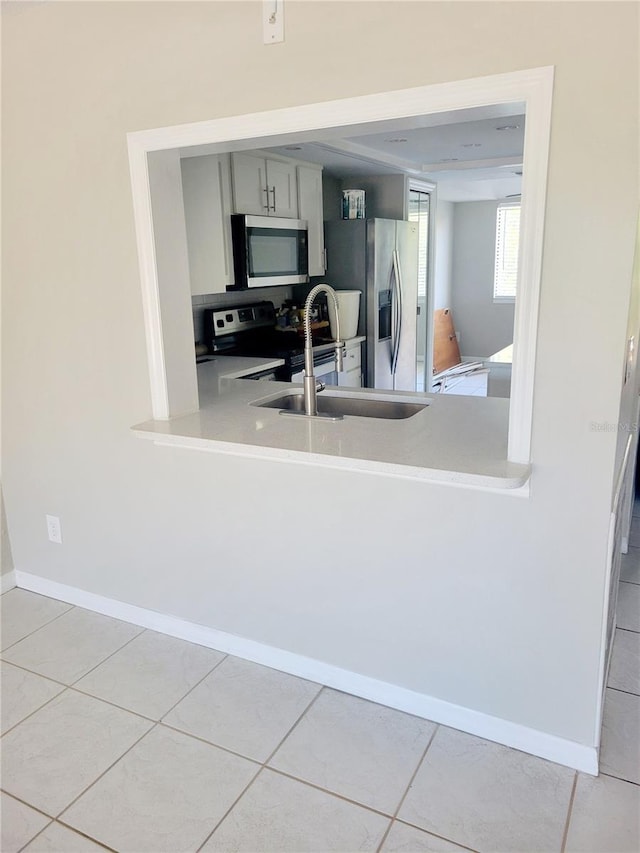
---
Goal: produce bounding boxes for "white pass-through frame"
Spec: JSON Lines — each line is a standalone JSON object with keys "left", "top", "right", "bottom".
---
{"left": 127, "top": 67, "right": 554, "bottom": 465}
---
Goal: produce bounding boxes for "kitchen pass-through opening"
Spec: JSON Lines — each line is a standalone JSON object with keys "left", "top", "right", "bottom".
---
{"left": 128, "top": 67, "right": 553, "bottom": 466}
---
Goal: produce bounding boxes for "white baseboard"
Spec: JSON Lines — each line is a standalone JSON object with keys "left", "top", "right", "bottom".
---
{"left": 14, "top": 569, "right": 598, "bottom": 775}
{"left": 1, "top": 570, "right": 17, "bottom": 594}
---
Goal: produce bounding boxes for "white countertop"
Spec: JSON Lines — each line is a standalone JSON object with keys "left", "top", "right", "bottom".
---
{"left": 133, "top": 357, "right": 530, "bottom": 491}
{"left": 196, "top": 355, "right": 285, "bottom": 394}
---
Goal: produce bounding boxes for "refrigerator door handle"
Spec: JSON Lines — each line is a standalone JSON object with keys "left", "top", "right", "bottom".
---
{"left": 391, "top": 249, "right": 403, "bottom": 377}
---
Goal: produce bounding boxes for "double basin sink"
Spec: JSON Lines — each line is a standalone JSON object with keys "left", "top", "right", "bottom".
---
{"left": 253, "top": 391, "right": 428, "bottom": 420}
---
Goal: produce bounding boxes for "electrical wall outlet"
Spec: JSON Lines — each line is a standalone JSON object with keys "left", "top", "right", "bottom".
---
{"left": 46, "top": 515, "right": 62, "bottom": 544}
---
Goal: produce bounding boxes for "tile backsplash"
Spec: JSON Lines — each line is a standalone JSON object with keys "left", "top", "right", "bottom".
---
{"left": 192, "top": 287, "right": 293, "bottom": 345}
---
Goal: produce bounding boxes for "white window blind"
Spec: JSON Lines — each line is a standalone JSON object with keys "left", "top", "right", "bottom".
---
{"left": 494, "top": 203, "right": 521, "bottom": 301}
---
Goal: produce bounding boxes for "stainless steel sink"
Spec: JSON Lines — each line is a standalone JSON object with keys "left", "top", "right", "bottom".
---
{"left": 254, "top": 393, "right": 428, "bottom": 420}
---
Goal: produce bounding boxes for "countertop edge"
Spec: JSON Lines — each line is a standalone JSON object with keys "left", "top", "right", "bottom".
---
{"left": 131, "top": 426, "right": 531, "bottom": 493}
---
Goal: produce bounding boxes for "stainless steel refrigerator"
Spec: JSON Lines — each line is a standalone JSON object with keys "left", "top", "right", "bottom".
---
{"left": 324, "top": 218, "right": 419, "bottom": 391}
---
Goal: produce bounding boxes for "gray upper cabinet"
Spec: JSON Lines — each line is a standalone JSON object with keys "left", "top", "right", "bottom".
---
{"left": 181, "top": 153, "right": 234, "bottom": 295}
{"left": 231, "top": 152, "right": 298, "bottom": 218}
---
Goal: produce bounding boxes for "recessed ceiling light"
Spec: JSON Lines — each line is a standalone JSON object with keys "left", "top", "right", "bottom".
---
{"left": 386, "top": 138, "right": 408, "bottom": 143}
{"left": 284, "top": 145, "right": 302, "bottom": 150}
{"left": 496, "top": 124, "right": 520, "bottom": 131}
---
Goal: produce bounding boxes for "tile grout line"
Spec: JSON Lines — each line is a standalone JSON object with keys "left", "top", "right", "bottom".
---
{"left": 17, "top": 818, "right": 118, "bottom": 853}
{"left": 390, "top": 815, "right": 480, "bottom": 852}
{"left": 158, "top": 651, "right": 229, "bottom": 722}
{"left": 374, "top": 725, "right": 479, "bottom": 853}
{"left": 0, "top": 600, "right": 75, "bottom": 654}
{"left": 15, "top": 819, "right": 54, "bottom": 853}
{"left": 55, "top": 722, "right": 159, "bottom": 825}
{"left": 194, "top": 765, "right": 266, "bottom": 853}
{"left": 66, "top": 625, "right": 147, "bottom": 689}
{"left": 157, "top": 720, "right": 264, "bottom": 768}
{"left": 1, "top": 789, "right": 56, "bottom": 821}
{"left": 1, "top": 614, "right": 146, "bottom": 694}
{"left": 261, "top": 765, "right": 398, "bottom": 821}
{"left": 559, "top": 772, "right": 578, "bottom": 853}
{"left": 606, "top": 686, "right": 640, "bottom": 699}
{"left": 261, "top": 683, "right": 325, "bottom": 767}
{"left": 599, "top": 771, "right": 640, "bottom": 788}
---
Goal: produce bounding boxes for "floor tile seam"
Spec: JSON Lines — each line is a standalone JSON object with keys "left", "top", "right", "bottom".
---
{"left": 0, "top": 657, "right": 69, "bottom": 688}
{"left": 617, "top": 626, "right": 640, "bottom": 635}
{"left": 262, "top": 764, "right": 398, "bottom": 821}
{"left": 606, "top": 685, "right": 640, "bottom": 699}
{"left": 619, "top": 580, "right": 640, "bottom": 590}
{"left": 375, "top": 724, "right": 441, "bottom": 853}
{"left": 15, "top": 820, "right": 55, "bottom": 853}
{"left": 66, "top": 684, "right": 162, "bottom": 723}
{"left": 259, "top": 681, "right": 325, "bottom": 767}
{"left": 65, "top": 625, "right": 147, "bottom": 688}
{"left": 157, "top": 650, "right": 230, "bottom": 723}
{"left": 0, "top": 789, "right": 57, "bottom": 821}
{"left": 50, "top": 819, "right": 120, "bottom": 852}
{"left": 0, "top": 684, "right": 73, "bottom": 740}
{"left": 383, "top": 815, "right": 480, "bottom": 852}
{"left": 17, "top": 818, "right": 117, "bottom": 853}
{"left": 559, "top": 772, "right": 578, "bottom": 853}
{"left": 599, "top": 770, "right": 640, "bottom": 787}
{"left": 54, "top": 721, "right": 158, "bottom": 822}
{"left": 194, "top": 763, "right": 265, "bottom": 853}
{"left": 1, "top": 623, "right": 146, "bottom": 689}
{"left": 157, "top": 720, "right": 265, "bottom": 768}
{"left": 0, "top": 603, "right": 76, "bottom": 654}
{"left": 68, "top": 647, "right": 230, "bottom": 725}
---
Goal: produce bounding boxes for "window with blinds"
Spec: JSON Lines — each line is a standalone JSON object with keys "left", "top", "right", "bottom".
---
{"left": 494, "top": 203, "right": 521, "bottom": 301}
{"left": 408, "top": 189, "right": 430, "bottom": 299}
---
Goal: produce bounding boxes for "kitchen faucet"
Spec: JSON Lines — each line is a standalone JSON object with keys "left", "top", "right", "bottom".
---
{"left": 303, "top": 284, "right": 345, "bottom": 416}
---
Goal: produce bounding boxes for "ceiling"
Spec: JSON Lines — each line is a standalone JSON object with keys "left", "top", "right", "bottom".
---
{"left": 265, "top": 105, "right": 525, "bottom": 202}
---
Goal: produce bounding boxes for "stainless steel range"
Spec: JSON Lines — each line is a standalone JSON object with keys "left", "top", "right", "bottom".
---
{"left": 202, "top": 301, "right": 339, "bottom": 384}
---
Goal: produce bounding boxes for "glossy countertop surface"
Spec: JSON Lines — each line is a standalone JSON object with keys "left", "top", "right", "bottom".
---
{"left": 132, "top": 357, "right": 530, "bottom": 490}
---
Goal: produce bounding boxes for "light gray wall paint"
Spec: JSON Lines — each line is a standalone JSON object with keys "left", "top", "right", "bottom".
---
{"left": 451, "top": 201, "right": 516, "bottom": 358}
{"left": 1, "top": 488, "right": 14, "bottom": 578}
{"left": 2, "top": 1, "right": 638, "bottom": 751}
{"left": 433, "top": 199, "right": 454, "bottom": 310}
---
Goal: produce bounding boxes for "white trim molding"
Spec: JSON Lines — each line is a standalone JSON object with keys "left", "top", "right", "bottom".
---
{"left": 128, "top": 66, "right": 554, "bottom": 465}
{"left": 15, "top": 568, "right": 596, "bottom": 774}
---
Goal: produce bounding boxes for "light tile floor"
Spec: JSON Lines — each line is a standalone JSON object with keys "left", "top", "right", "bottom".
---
{"left": 1, "top": 565, "right": 639, "bottom": 853}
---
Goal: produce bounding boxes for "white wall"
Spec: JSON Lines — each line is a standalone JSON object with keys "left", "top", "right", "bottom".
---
{"left": 433, "top": 199, "right": 454, "bottom": 310}
{"left": 1, "top": 489, "right": 14, "bottom": 580}
{"left": 450, "top": 201, "right": 515, "bottom": 357}
{"left": 2, "top": 1, "right": 638, "bottom": 753}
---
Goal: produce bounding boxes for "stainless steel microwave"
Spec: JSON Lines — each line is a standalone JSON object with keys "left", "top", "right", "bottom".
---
{"left": 229, "top": 214, "right": 309, "bottom": 289}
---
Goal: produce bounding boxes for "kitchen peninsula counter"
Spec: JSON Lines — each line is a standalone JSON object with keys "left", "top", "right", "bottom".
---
{"left": 133, "top": 358, "right": 530, "bottom": 491}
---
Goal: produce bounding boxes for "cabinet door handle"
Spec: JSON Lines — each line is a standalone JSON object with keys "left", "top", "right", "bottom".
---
{"left": 269, "top": 186, "right": 276, "bottom": 212}
{"left": 263, "top": 186, "right": 270, "bottom": 210}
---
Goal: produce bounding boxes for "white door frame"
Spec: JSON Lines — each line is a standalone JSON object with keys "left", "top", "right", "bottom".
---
{"left": 127, "top": 66, "right": 554, "bottom": 465}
